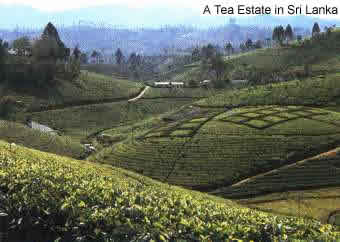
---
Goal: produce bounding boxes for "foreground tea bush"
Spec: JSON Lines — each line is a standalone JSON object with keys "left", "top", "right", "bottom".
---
{"left": 0, "top": 141, "right": 339, "bottom": 241}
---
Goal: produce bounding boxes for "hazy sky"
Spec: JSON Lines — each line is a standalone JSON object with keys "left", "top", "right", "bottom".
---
{"left": 0, "top": 0, "right": 339, "bottom": 29}
{"left": 1, "top": 0, "right": 340, "bottom": 19}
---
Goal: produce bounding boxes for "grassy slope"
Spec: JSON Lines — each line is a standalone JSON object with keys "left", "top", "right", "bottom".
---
{"left": 0, "top": 140, "right": 339, "bottom": 241}
{"left": 168, "top": 30, "right": 340, "bottom": 87}
{"left": 210, "top": 147, "right": 340, "bottom": 198}
{"left": 1, "top": 71, "right": 143, "bottom": 112}
{"left": 196, "top": 74, "right": 340, "bottom": 107}
{"left": 142, "top": 86, "right": 215, "bottom": 99}
{"left": 238, "top": 187, "right": 340, "bottom": 225}
{"left": 0, "top": 120, "right": 83, "bottom": 158}
{"left": 29, "top": 99, "right": 194, "bottom": 142}
{"left": 91, "top": 105, "right": 340, "bottom": 190}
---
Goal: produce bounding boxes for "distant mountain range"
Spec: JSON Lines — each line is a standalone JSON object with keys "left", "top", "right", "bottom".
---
{"left": 1, "top": 4, "right": 340, "bottom": 55}
{"left": 1, "top": 4, "right": 340, "bottom": 30}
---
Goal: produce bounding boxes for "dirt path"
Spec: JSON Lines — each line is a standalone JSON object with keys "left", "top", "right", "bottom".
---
{"left": 128, "top": 86, "right": 150, "bottom": 102}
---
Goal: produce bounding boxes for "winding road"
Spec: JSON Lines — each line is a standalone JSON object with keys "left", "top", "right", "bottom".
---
{"left": 27, "top": 86, "right": 150, "bottom": 113}
{"left": 128, "top": 86, "right": 150, "bottom": 102}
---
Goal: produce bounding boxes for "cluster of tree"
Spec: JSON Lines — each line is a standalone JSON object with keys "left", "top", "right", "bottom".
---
{"left": 272, "top": 24, "right": 294, "bottom": 45}
{"left": 190, "top": 44, "right": 231, "bottom": 87}
{"left": 0, "top": 22, "right": 84, "bottom": 87}
{"left": 239, "top": 39, "right": 263, "bottom": 52}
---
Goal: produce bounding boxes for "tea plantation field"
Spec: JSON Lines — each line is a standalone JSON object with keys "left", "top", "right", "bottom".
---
{"left": 196, "top": 74, "right": 340, "bottom": 108}
{"left": 0, "top": 140, "right": 339, "bottom": 241}
{"left": 90, "top": 105, "right": 340, "bottom": 192}
{"left": 210, "top": 147, "right": 340, "bottom": 199}
{"left": 0, "top": 120, "right": 83, "bottom": 158}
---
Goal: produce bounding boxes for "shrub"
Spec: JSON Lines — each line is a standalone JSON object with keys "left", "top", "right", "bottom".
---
{"left": 0, "top": 96, "right": 18, "bottom": 120}
{"left": 188, "top": 79, "right": 198, "bottom": 88}
{"left": 212, "top": 79, "right": 227, "bottom": 89}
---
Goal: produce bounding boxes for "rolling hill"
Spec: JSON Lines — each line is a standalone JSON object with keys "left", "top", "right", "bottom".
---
{"left": 0, "top": 140, "right": 338, "bottom": 241}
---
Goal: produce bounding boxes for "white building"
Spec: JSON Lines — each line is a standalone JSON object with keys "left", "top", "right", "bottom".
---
{"left": 154, "top": 81, "right": 184, "bottom": 88}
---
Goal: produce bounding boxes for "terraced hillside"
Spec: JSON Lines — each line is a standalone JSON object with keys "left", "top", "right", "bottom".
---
{"left": 1, "top": 71, "right": 143, "bottom": 113}
{"left": 0, "top": 140, "right": 339, "bottom": 241}
{"left": 210, "top": 147, "right": 340, "bottom": 199}
{"left": 29, "top": 99, "right": 194, "bottom": 142}
{"left": 0, "top": 120, "right": 83, "bottom": 158}
{"left": 237, "top": 186, "right": 340, "bottom": 226}
{"left": 196, "top": 74, "right": 340, "bottom": 108}
{"left": 90, "top": 105, "right": 340, "bottom": 191}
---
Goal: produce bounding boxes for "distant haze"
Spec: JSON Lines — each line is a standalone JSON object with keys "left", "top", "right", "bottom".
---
{"left": 1, "top": 1, "right": 340, "bottom": 29}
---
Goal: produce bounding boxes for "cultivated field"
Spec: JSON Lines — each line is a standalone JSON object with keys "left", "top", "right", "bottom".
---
{"left": 0, "top": 140, "right": 338, "bottom": 241}
{"left": 90, "top": 105, "right": 340, "bottom": 192}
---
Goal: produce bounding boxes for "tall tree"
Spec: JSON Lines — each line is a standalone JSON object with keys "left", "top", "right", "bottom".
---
{"left": 224, "top": 42, "right": 233, "bottom": 56}
{"left": 272, "top": 26, "right": 285, "bottom": 45}
{"left": 239, "top": 43, "right": 246, "bottom": 52}
{"left": 115, "top": 48, "right": 124, "bottom": 65}
{"left": 41, "top": 22, "right": 67, "bottom": 60}
{"left": 312, "top": 22, "right": 321, "bottom": 37}
{"left": 80, "top": 53, "right": 88, "bottom": 64}
{"left": 211, "top": 53, "right": 226, "bottom": 81}
{"left": 32, "top": 37, "right": 59, "bottom": 61}
{"left": 191, "top": 47, "right": 200, "bottom": 61}
{"left": 254, "top": 40, "right": 262, "bottom": 49}
{"left": 201, "top": 44, "right": 215, "bottom": 60}
{"left": 128, "top": 52, "right": 138, "bottom": 70}
{"left": 284, "top": 24, "right": 294, "bottom": 44}
{"left": 245, "top": 38, "right": 253, "bottom": 50}
{"left": 73, "top": 45, "right": 81, "bottom": 60}
{"left": 12, "top": 36, "right": 31, "bottom": 55}
{"left": 0, "top": 39, "right": 7, "bottom": 79}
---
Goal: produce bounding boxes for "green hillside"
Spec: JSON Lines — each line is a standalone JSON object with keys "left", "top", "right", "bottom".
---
{"left": 0, "top": 140, "right": 338, "bottom": 241}
{"left": 1, "top": 71, "right": 143, "bottom": 113}
{"left": 166, "top": 29, "right": 340, "bottom": 86}
{"left": 210, "top": 147, "right": 340, "bottom": 199}
{"left": 0, "top": 120, "right": 83, "bottom": 158}
{"left": 29, "top": 99, "right": 194, "bottom": 142}
{"left": 90, "top": 105, "right": 340, "bottom": 191}
{"left": 238, "top": 186, "right": 340, "bottom": 225}
{"left": 196, "top": 74, "right": 340, "bottom": 108}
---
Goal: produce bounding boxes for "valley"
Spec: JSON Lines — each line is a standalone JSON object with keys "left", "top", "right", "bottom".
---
{"left": 0, "top": 17, "right": 340, "bottom": 241}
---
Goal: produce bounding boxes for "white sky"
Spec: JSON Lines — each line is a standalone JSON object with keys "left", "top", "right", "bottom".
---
{"left": 1, "top": 0, "right": 340, "bottom": 19}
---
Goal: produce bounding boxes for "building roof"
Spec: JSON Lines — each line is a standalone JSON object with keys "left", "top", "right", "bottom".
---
{"left": 154, "top": 82, "right": 184, "bottom": 85}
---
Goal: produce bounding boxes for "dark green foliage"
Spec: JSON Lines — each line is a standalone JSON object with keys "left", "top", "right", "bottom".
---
{"left": 254, "top": 40, "right": 262, "bottom": 49}
{"left": 191, "top": 47, "right": 200, "bottom": 61}
{"left": 211, "top": 54, "right": 227, "bottom": 81}
{"left": 0, "top": 96, "right": 18, "bottom": 120}
{"left": 90, "top": 50, "right": 100, "bottom": 64}
{"left": 201, "top": 44, "right": 216, "bottom": 60}
{"left": 80, "top": 53, "right": 88, "bottom": 64}
{"left": 128, "top": 52, "right": 141, "bottom": 71}
{"left": 272, "top": 26, "right": 285, "bottom": 45}
{"left": 41, "top": 22, "right": 67, "bottom": 59}
{"left": 188, "top": 79, "right": 198, "bottom": 88}
{"left": 0, "top": 39, "right": 7, "bottom": 80}
{"left": 245, "top": 38, "right": 253, "bottom": 50}
{"left": 115, "top": 48, "right": 124, "bottom": 65}
{"left": 224, "top": 42, "right": 233, "bottom": 55}
{"left": 285, "top": 24, "right": 294, "bottom": 44}
{"left": 3, "top": 41, "right": 9, "bottom": 49}
{"left": 32, "top": 37, "right": 59, "bottom": 60}
{"left": 73, "top": 45, "right": 81, "bottom": 60}
{"left": 239, "top": 43, "right": 246, "bottom": 52}
{"left": 312, "top": 22, "right": 321, "bottom": 37}
{"left": 12, "top": 36, "right": 31, "bottom": 55}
